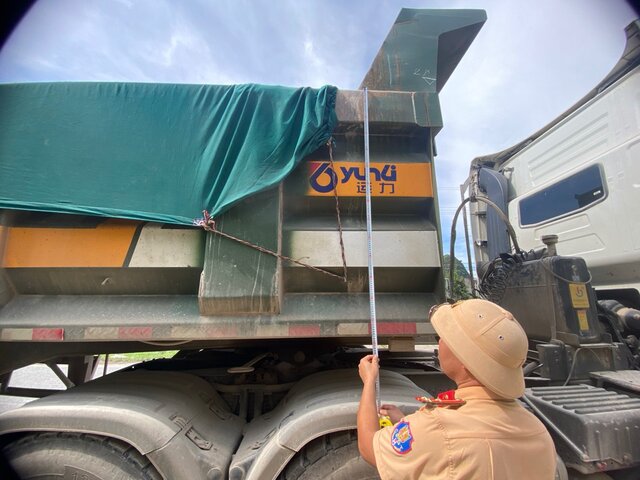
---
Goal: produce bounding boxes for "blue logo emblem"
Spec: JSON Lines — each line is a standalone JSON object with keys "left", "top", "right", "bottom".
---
{"left": 309, "top": 162, "right": 338, "bottom": 193}
{"left": 390, "top": 420, "right": 414, "bottom": 455}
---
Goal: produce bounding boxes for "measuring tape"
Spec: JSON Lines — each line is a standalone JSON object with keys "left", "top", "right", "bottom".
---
{"left": 363, "top": 88, "right": 390, "bottom": 429}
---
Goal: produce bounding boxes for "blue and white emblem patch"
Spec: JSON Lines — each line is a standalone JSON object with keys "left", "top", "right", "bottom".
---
{"left": 390, "top": 420, "right": 414, "bottom": 455}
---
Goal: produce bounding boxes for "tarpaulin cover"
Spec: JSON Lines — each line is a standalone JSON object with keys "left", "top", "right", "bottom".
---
{"left": 0, "top": 82, "right": 337, "bottom": 225}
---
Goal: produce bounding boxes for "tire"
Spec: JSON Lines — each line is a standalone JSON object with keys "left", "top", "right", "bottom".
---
{"left": 280, "top": 431, "right": 379, "bottom": 480}
{"left": 3, "top": 432, "right": 162, "bottom": 480}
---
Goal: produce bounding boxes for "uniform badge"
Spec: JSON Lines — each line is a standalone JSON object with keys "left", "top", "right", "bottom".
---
{"left": 390, "top": 421, "right": 414, "bottom": 454}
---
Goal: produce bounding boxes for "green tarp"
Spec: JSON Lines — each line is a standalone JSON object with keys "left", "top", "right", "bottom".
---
{"left": 0, "top": 82, "right": 337, "bottom": 225}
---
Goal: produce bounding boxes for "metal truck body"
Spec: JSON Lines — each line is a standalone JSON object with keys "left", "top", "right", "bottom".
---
{"left": 0, "top": 9, "right": 484, "bottom": 480}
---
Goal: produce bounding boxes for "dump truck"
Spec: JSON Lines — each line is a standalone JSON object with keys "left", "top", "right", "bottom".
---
{"left": 0, "top": 9, "right": 483, "bottom": 480}
{"left": 0, "top": 7, "right": 639, "bottom": 480}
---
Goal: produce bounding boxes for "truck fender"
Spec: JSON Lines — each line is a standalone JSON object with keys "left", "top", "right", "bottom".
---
{"left": 0, "top": 369, "right": 245, "bottom": 480}
{"left": 230, "top": 368, "right": 428, "bottom": 480}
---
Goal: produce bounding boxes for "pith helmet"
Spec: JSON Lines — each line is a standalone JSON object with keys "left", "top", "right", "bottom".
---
{"left": 430, "top": 299, "right": 528, "bottom": 399}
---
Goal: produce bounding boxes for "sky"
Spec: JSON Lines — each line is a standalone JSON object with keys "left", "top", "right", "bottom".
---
{"left": 0, "top": 0, "right": 637, "bottom": 272}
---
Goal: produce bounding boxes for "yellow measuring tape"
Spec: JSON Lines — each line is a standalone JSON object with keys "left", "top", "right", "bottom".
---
{"left": 379, "top": 416, "right": 393, "bottom": 428}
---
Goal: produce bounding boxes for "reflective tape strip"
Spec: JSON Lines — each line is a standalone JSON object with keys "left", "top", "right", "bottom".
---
{"left": 1, "top": 328, "right": 64, "bottom": 341}
{"left": 416, "top": 322, "right": 435, "bottom": 335}
{"left": 32, "top": 328, "right": 65, "bottom": 340}
{"left": 255, "top": 325, "right": 289, "bottom": 337}
{"left": 171, "top": 325, "right": 239, "bottom": 339}
{"left": 337, "top": 323, "right": 369, "bottom": 336}
{"left": 118, "top": 326, "right": 153, "bottom": 339}
{"left": 1, "top": 328, "right": 33, "bottom": 340}
{"left": 1, "top": 322, "right": 425, "bottom": 342}
{"left": 288, "top": 325, "right": 321, "bottom": 337}
{"left": 377, "top": 322, "right": 417, "bottom": 335}
{"left": 84, "top": 327, "right": 119, "bottom": 340}
{"left": 337, "top": 322, "right": 418, "bottom": 336}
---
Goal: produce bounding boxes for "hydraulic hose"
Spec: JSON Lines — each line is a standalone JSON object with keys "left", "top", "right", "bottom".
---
{"left": 448, "top": 196, "right": 522, "bottom": 299}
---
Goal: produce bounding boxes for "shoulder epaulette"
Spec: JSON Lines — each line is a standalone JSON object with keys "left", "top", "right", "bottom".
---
{"left": 416, "top": 389, "right": 466, "bottom": 410}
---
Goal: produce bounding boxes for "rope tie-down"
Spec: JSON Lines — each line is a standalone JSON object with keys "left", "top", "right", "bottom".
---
{"left": 194, "top": 139, "right": 348, "bottom": 283}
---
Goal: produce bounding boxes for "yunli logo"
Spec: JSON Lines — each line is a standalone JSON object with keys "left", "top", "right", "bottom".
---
{"left": 309, "top": 162, "right": 397, "bottom": 193}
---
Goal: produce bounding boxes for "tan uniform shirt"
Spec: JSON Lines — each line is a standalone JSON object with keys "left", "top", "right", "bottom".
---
{"left": 372, "top": 386, "right": 556, "bottom": 480}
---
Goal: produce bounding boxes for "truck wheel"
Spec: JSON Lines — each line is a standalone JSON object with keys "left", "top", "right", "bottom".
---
{"left": 280, "top": 431, "right": 379, "bottom": 480}
{"left": 3, "top": 432, "right": 162, "bottom": 480}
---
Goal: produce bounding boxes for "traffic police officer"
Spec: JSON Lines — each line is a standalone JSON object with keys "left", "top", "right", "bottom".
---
{"left": 357, "top": 299, "right": 556, "bottom": 479}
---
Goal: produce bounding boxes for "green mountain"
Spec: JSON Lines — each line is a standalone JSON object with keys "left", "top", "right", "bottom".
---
{"left": 442, "top": 254, "right": 470, "bottom": 279}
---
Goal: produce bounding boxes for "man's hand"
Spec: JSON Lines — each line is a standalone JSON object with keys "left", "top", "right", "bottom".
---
{"left": 357, "top": 354, "right": 380, "bottom": 466}
{"left": 359, "top": 354, "right": 379, "bottom": 385}
{"left": 380, "top": 404, "right": 404, "bottom": 424}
